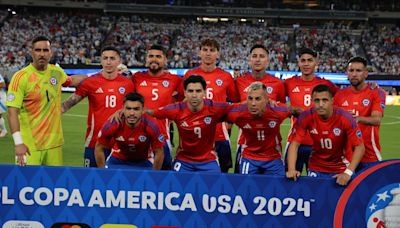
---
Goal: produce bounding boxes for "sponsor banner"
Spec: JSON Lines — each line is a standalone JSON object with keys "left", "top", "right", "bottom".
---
{"left": 0, "top": 161, "right": 399, "bottom": 227}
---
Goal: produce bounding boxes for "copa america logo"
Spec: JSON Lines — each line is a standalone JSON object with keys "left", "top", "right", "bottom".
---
{"left": 333, "top": 128, "right": 341, "bottom": 136}
{"left": 215, "top": 79, "right": 223, "bottom": 86}
{"left": 266, "top": 86, "right": 273, "bottom": 94}
{"left": 268, "top": 121, "right": 277, "bottom": 128}
{"left": 204, "top": 117, "right": 212, "bottom": 125}
{"left": 50, "top": 77, "right": 58, "bottom": 85}
{"left": 138, "top": 135, "right": 147, "bottom": 142}
{"left": 118, "top": 86, "right": 126, "bottom": 94}
{"left": 366, "top": 183, "right": 400, "bottom": 228}
{"left": 363, "top": 99, "right": 370, "bottom": 106}
{"left": 162, "top": 80, "right": 170, "bottom": 88}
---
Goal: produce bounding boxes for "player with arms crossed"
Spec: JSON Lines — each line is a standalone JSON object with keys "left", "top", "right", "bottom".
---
{"left": 62, "top": 46, "right": 134, "bottom": 167}
{"left": 95, "top": 92, "right": 164, "bottom": 169}
{"left": 234, "top": 44, "right": 286, "bottom": 173}
{"left": 149, "top": 75, "right": 232, "bottom": 172}
{"left": 286, "top": 84, "right": 365, "bottom": 186}
{"left": 334, "top": 57, "right": 385, "bottom": 172}
{"left": 227, "top": 82, "right": 293, "bottom": 175}
{"left": 284, "top": 48, "right": 339, "bottom": 173}
{"left": 132, "top": 44, "right": 182, "bottom": 170}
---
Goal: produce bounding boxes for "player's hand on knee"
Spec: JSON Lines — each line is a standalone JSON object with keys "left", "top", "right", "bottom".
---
{"left": 15, "top": 144, "right": 29, "bottom": 166}
{"left": 333, "top": 173, "right": 351, "bottom": 186}
{"left": 286, "top": 170, "right": 300, "bottom": 181}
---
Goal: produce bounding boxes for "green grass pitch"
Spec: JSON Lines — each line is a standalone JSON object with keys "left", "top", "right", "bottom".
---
{"left": 1, "top": 92, "right": 399, "bottom": 172}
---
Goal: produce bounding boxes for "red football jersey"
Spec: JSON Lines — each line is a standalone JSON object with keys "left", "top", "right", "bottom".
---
{"left": 293, "top": 107, "right": 363, "bottom": 173}
{"left": 98, "top": 114, "right": 165, "bottom": 162}
{"left": 153, "top": 99, "right": 232, "bottom": 162}
{"left": 235, "top": 72, "right": 286, "bottom": 103}
{"left": 227, "top": 103, "right": 291, "bottom": 161}
{"left": 334, "top": 86, "right": 386, "bottom": 162}
{"left": 181, "top": 67, "right": 239, "bottom": 141}
{"left": 132, "top": 71, "right": 182, "bottom": 140}
{"left": 285, "top": 76, "right": 339, "bottom": 145}
{"left": 75, "top": 73, "right": 135, "bottom": 148}
{"left": 235, "top": 72, "right": 287, "bottom": 145}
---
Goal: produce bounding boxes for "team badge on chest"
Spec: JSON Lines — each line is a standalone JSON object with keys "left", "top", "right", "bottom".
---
{"left": 138, "top": 135, "right": 147, "bottom": 142}
{"left": 118, "top": 86, "right": 126, "bottom": 94}
{"left": 204, "top": 117, "right": 212, "bottom": 125}
{"left": 362, "top": 99, "right": 370, "bottom": 106}
{"left": 268, "top": 121, "right": 277, "bottom": 128}
{"left": 215, "top": 79, "right": 223, "bottom": 86}
{"left": 50, "top": 77, "right": 58, "bottom": 86}
{"left": 266, "top": 86, "right": 273, "bottom": 94}
{"left": 333, "top": 128, "right": 341, "bottom": 136}
{"left": 162, "top": 80, "right": 170, "bottom": 88}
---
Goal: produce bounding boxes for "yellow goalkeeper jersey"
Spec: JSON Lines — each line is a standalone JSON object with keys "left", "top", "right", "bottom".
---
{"left": 6, "top": 63, "right": 67, "bottom": 151}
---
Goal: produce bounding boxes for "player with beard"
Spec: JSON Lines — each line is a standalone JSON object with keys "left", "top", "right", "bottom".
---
{"left": 132, "top": 44, "right": 182, "bottom": 170}
{"left": 334, "top": 57, "right": 385, "bottom": 172}
{"left": 286, "top": 84, "right": 364, "bottom": 186}
{"left": 62, "top": 46, "right": 134, "bottom": 167}
{"left": 95, "top": 92, "right": 165, "bottom": 169}
{"left": 181, "top": 39, "right": 239, "bottom": 173}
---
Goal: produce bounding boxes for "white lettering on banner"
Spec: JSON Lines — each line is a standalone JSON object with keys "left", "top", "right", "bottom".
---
{"left": 1, "top": 186, "right": 314, "bottom": 217}
{"left": 19, "top": 187, "right": 34, "bottom": 205}
{"left": 127, "top": 191, "right": 140, "bottom": 209}
{"left": 35, "top": 187, "right": 53, "bottom": 206}
{"left": 107, "top": 190, "right": 125, "bottom": 208}
{"left": 253, "top": 196, "right": 312, "bottom": 217}
{"left": 165, "top": 192, "right": 180, "bottom": 211}
{"left": 1, "top": 186, "right": 15, "bottom": 204}
{"left": 68, "top": 189, "right": 84, "bottom": 207}
{"left": 88, "top": 190, "right": 105, "bottom": 207}
{"left": 202, "top": 194, "right": 248, "bottom": 215}
{"left": 142, "top": 191, "right": 157, "bottom": 209}
{"left": 54, "top": 188, "right": 69, "bottom": 206}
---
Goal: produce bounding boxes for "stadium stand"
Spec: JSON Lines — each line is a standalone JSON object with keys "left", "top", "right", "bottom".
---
{"left": 0, "top": 4, "right": 398, "bottom": 77}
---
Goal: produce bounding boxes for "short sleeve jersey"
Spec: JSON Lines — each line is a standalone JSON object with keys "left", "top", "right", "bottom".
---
{"left": 334, "top": 85, "right": 386, "bottom": 162}
{"left": 154, "top": 99, "right": 232, "bottom": 162}
{"left": 132, "top": 71, "right": 182, "bottom": 139}
{"left": 293, "top": 107, "right": 363, "bottom": 173}
{"left": 235, "top": 72, "right": 286, "bottom": 103}
{"left": 6, "top": 63, "right": 67, "bottom": 150}
{"left": 75, "top": 73, "right": 135, "bottom": 148}
{"left": 98, "top": 114, "right": 164, "bottom": 162}
{"left": 182, "top": 67, "right": 239, "bottom": 141}
{"left": 227, "top": 103, "right": 291, "bottom": 161}
{"left": 285, "top": 75, "right": 339, "bottom": 145}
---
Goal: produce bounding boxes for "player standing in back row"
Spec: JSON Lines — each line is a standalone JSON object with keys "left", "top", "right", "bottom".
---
{"left": 181, "top": 38, "right": 239, "bottom": 172}
{"left": 334, "top": 56, "right": 385, "bottom": 172}
{"left": 284, "top": 48, "right": 338, "bottom": 173}
{"left": 132, "top": 44, "right": 182, "bottom": 170}
{"left": 62, "top": 46, "right": 134, "bottom": 167}
{"left": 234, "top": 44, "right": 286, "bottom": 173}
